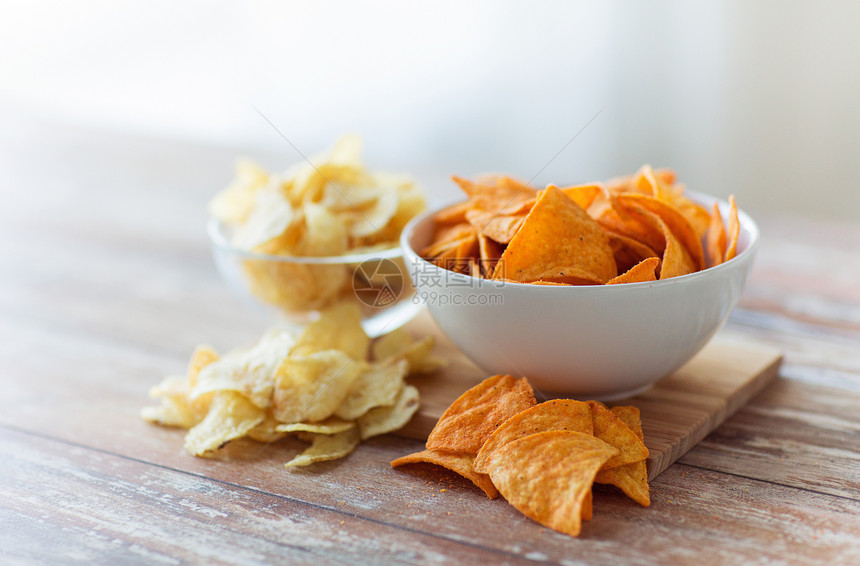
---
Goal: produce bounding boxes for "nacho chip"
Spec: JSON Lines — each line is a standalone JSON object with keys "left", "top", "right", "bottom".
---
{"left": 615, "top": 193, "right": 705, "bottom": 271}
{"left": 285, "top": 427, "right": 361, "bottom": 468}
{"left": 425, "top": 375, "right": 536, "bottom": 454}
{"left": 184, "top": 391, "right": 265, "bottom": 456}
{"left": 465, "top": 209, "right": 527, "bottom": 244}
{"left": 587, "top": 401, "right": 649, "bottom": 469}
{"left": 706, "top": 202, "right": 727, "bottom": 268}
{"left": 494, "top": 185, "right": 617, "bottom": 283}
{"left": 725, "top": 194, "right": 740, "bottom": 262}
{"left": 595, "top": 405, "right": 651, "bottom": 506}
{"left": 607, "top": 257, "right": 660, "bottom": 285}
{"left": 390, "top": 449, "right": 499, "bottom": 499}
{"left": 483, "top": 431, "right": 618, "bottom": 537}
{"left": 473, "top": 399, "right": 593, "bottom": 473}
{"left": 358, "top": 384, "right": 420, "bottom": 439}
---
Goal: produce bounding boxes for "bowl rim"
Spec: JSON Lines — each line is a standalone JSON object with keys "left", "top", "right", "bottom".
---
{"left": 400, "top": 189, "right": 760, "bottom": 290}
{"left": 207, "top": 218, "right": 403, "bottom": 264}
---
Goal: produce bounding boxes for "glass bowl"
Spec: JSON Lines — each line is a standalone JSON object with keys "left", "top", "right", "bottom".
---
{"left": 208, "top": 218, "right": 421, "bottom": 337}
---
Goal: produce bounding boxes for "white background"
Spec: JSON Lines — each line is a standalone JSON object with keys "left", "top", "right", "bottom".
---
{"left": 1, "top": 0, "right": 858, "bottom": 220}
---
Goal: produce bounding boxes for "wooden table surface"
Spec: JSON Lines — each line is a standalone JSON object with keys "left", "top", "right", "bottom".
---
{"left": 2, "top": 119, "right": 859, "bottom": 565}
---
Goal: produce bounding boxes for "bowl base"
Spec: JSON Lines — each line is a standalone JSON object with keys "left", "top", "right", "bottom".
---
{"left": 539, "top": 382, "right": 655, "bottom": 403}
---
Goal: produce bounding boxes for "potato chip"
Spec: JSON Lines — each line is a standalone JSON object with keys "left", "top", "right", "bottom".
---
{"left": 473, "top": 399, "right": 593, "bottom": 473}
{"left": 184, "top": 391, "right": 265, "bottom": 457}
{"left": 587, "top": 401, "right": 649, "bottom": 469}
{"left": 706, "top": 202, "right": 727, "bottom": 268}
{"left": 372, "top": 329, "right": 446, "bottom": 375}
{"left": 190, "top": 328, "right": 295, "bottom": 409}
{"left": 483, "top": 431, "right": 617, "bottom": 537}
{"left": 725, "top": 194, "right": 739, "bottom": 262}
{"left": 210, "top": 135, "right": 426, "bottom": 314}
{"left": 208, "top": 159, "right": 270, "bottom": 225}
{"left": 426, "top": 374, "right": 536, "bottom": 455}
{"left": 246, "top": 412, "right": 288, "bottom": 443}
{"left": 276, "top": 417, "right": 356, "bottom": 435}
{"left": 607, "top": 257, "right": 660, "bottom": 285}
{"left": 272, "top": 350, "right": 361, "bottom": 423}
{"left": 290, "top": 302, "right": 370, "bottom": 360}
{"left": 285, "top": 427, "right": 361, "bottom": 468}
{"left": 140, "top": 375, "right": 198, "bottom": 428}
{"left": 493, "top": 185, "right": 617, "bottom": 283}
{"left": 334, "top": 359, "right": 408, "bottom": 420}
{"left": 595, "top": 405, "right": 651, "bottom": 506}
{"left": 390, "top": 449, "right": 499, "bottom": 499}
{"left": 358, "top": 384, "right": 420, "bottom": 439}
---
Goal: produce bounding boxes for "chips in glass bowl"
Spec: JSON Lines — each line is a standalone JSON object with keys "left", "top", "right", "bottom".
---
{"left": 208, "top": 135, "right": 427, "bottom": 336}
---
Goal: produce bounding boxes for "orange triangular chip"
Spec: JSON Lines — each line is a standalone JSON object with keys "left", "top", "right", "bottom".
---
{"left": 425, "top": 375, "right": 536, "bottom": 454}
{"left": 587, "top": 401, "right": 649, "bottom": 469}
{"left": 607, "top": 257, "right": 660, "bottom": 285}
{"left": 595, "top": 405, "right": 651, "bottom": 506}
{"left": 391, "top": 449, "right": 499, "bottom": 499}
{"left": 725, "top": 195, "right": 739, "bottom": 262}
{"left": 465, "top": 209, "right": 527, "bottom": 244}
{"left": 474, "top": 399, "right": 593, "bottom": 473}
{"left": 493, "top": 185, "right": 617, "bottom": 283}
{"left": 484, "top": 431, "right": 617, "bottom": 538}
{"left": 705, "top": 202, "right": 727, "bottom": 268}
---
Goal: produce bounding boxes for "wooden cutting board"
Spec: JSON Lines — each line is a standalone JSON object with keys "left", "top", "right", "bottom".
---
{"left": 397, "top": 310, "right": 783, "bottom": 480}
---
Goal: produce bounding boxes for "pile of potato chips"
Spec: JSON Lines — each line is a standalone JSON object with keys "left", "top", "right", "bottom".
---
{"left": 392, "top": 375, "right": 650, "bottom": 538}
{"left": 210, "top": 135, "right": 426, "bottom": 311}
{"left": 422, "top": 166, "right": 739, "bottom": 285}
{"left": 142, "top": 302, "right": 444, "bottom": 467}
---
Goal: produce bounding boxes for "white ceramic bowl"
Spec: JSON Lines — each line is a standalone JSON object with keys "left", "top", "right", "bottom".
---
{"left": 400, "top": 193, "right": 759, "bottom": 399}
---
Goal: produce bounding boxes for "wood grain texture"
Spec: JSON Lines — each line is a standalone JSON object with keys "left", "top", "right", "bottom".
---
{"left": 398, "top": 312, "right": 783, "bottom": 480}
{"left": 1, "top": 118, "right": 859, "bottom": 564}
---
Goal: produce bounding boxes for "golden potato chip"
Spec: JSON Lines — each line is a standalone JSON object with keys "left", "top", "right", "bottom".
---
{"left": 299, "top": 202, "right": 348, "bottom": 256}
{"left": 607, "top": 256, "right": 660, "bottom": 285}
{"left": 706, "top": 202, "right": 727, "bottom": 268}
{"left": 272, "top": 350, "right": 361, "bottom": 423}
{"left": 246, "top": 412, "right": 288, "bottom": 443}
{"left": 184, "top": 391, "right": 265, "bottom": 457}
{"left": 595, "top": 405, "right": 651, "bottom": 506}
{"left": 725, "top": 194, "right": 739, "bottom": 262}
{"left": 587, "top": 401, "right": 649, "bottom": 469}
{"left": 285, "top": 428, "right": 361, "bottom": 468}
{"left": 208, "top": 159, "right": 270, "bottom": 225}
{"left": 358, "top": 384, "right": 420, "bottom": 439}
{"left": 483, "top": 431, "right": 618, "bottom": 537}
{"left": 493, "top": 185, "right": 617, "bottom": 283}
{"left": 233, "top": 184, "right": 296, "bottom": 251}
{"left": 187, "top": 345, "right": 219, "bottom": 390}
{"left": 390, "top": 449, "right": 499, "bottom": 499}
{"left": 190, "top": 328, "right": 295, "bottom": 409}
{"left": 426, "top": 374, "right": 536, "bottom": 455}
{"left": 140, "top": 375, "right": 197, "bottom": 428}
{"left": 334, "top": 359, "right": 408, "bottom": 420}
{"left": 290, "top": 302, "right": 369, "bottom": 360}
{"left": 372, "top": 329, "right": 446, "bottom": 374}
{"left": 473, "top": 399, "right": 593, "bottom": 473}
{"left": 276, "top": 417, "right": 356, "bottom": 435}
